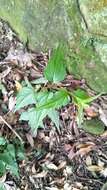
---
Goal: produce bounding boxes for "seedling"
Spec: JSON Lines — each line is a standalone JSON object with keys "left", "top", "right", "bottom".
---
{"left": 15, "top": 44, "right": 101, "bottom": 134}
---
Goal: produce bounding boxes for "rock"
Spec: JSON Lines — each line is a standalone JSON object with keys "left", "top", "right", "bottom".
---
{"left": 0, "top": 0, "right": 107, "bottom": 92}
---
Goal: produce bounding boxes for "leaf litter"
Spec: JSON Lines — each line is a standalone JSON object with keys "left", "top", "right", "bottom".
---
{"left": 0, "top": 20, "right": 107, "bottom": 190}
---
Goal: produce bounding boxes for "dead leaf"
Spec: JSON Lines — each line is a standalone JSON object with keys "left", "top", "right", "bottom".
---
{"left": 33, "top": 171, "right": 48, "bottom": 178}
{"left": 85, "top": 156, "right": 92, "bottom": 166}
{"left": 58, "top": 161, "right": 67, "bottom": 170}
{"left": 76, "top": 145, "right": 94, "bottom": 157}
{"left": 31, "top": 163, "right": 36, "bottom": 174}
{"left": 46, "top": 162, "right": 58, "bottom": 171}
{"left": 101, "top": 131, "right": 107, "bottom": 137}
{"left": 77, "top": 142, "right": 95, "bottom": 149}
{"left": 85, "top": 107, "right": 98, "bottom": 118}
{"left": 99, "top": 108, "right": 107, "bottom": 126}
{"left": 15, "top": 81, "right": 22, "bottom": 92}
{"left": 8, "top": 96, "right": 16, "bottom": 111}
{"left": 87, "top": 165, "right": 103, "bottom": 172}
{"left": 26, "top": 133, "right": 34, "bottom": 147}
{"left": 64, "top": 144, "right": 73, "bottom": 152}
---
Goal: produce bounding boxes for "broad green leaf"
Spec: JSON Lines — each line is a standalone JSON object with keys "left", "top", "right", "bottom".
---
{"left": 72, "top": 89, "right": 89, "bottom": 100}
{"left": 31, "top": 77, "right": 48, "bottom": 84}
{"left": 83, "top": 119, "right": 105, "bottom": 135}
{"left": 15, "top": 87, "right": 37, "bottom": 111}
{"left": 44, "top": 44, "right": 66, "bottom": 83}
{"left": 72, "top": 89, "right": 102, "bottom": 105}
{"left": 20, "top": 91, "right": 58, "bottom": 133}
{"left": 36, "top": 91, "right": 53, "bottom": 105}
{"left": 83, "top": 93, "right": 102, "bottom": 104}
{"left": 0, "top": 161, "right": 6, "bottom": 176}
{"left": 36, "top": 89, "right": 70, "bottom": 111}
{"left": 48, "top": 109, "right": 60, "bottom": 130}
{"left": 20, "top": 108, "right": 47, "bottom": 133}
{"left": 0, "top": 152, "right": 19, "bottom": 177}
{"left": 0, "top": 137, "right": 6, "bottom": 146}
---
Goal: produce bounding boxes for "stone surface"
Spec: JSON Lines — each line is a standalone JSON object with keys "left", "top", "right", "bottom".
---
{"left": 0, "top": 0, "right": 107, "bottom": 92}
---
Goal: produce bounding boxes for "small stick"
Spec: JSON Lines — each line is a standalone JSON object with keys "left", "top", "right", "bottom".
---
{"left": 0, "top": 116, "right": 23, "bottom": 143}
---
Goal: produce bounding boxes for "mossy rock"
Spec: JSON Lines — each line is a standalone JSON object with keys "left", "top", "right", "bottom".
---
{"left": 0, "top": 0, "right": 107, "bottom": 93}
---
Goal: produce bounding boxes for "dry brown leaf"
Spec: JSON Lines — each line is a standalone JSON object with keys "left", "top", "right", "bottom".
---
{"left": 58, "top": 161, "right": 67, "bottom": 170}
{"left": 87, "top": 165, "right": 103, "bottom": 172}
{"left": 46, "top": 163, "right": 58, "bottom": 171}
{"left": 68, "top": 147, "right": 75, "bottom": 160}
{"left": 77, "top": 142, "right": 95, "bottom": 149}
{"left": 15, "top": 81, "right": 22, "bottom": 92}
{"left": 31, "top": 163, "right": 36, "bottom": 174}
{"left": 85, "top": 156, "right": 92, "bottom": 166}
{"left": 33, "top": 171, "right": 48, "bottom": 178}
{"left": 85, "top": 107, "right": 98, "bottom": 118}
{"left": 99, "top": 108, "right": 107, "bottom": 126}
{"left": 64, "top": 144, "right": 73, "bottom": 152}
{"left": 76, "top": 145, "right": 94, "bottom": 157}
{"left": 26, "top": 133, "right": 34, "bottom": 147}
{"left": 8, "top": 96, "right": 16, "bottom": 111}
{"left": 101, "top": 130, "right": 107, "bottom": 137}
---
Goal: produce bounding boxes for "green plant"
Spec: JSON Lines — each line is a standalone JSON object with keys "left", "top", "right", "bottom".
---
{"left": 0, "top": 137, "right": 25, "bottom": 178}
{"left": 15, "top": 44, "right": 102, "bottom": 134}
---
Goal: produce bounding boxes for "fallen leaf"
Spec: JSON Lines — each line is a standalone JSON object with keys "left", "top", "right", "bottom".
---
{"left": 46, "top": 163, "right": 58, "bottom": 171}
{"left": 87, "top": 165, "right": 103, "bottom": 172}
{"left": 15, "top": 81, "right": 22, "bottom": 92}
{"left": 85, "top": 156, "right": 92, "bottom": 166}
{"left": 101, "top": 168, "right": 107, "bottom": 177}
{"left": 26, "top": 133, "right": 34, "bottom": 147}
{"left": 101, "top": 131, "right": 107, "bottom": 137}
{"left": 99, "top": 108, "right": 107, "bottom": 126}
{"left": 33, "top": 171, "right": 48, "bottom": 178}
{"left": 8, "top": 96, "right": 16, "bottom": 111}
{"left": 85, "top": 107, "right": 98, "bottom": 117}
{"left": 77, "top": 142, "right": 95, "bottom": 149}
{"left": 64, "top": 144, "right": 73, "bottom": 152}
{"left": 58, "top": 161, "right": 67, "bottom": 170}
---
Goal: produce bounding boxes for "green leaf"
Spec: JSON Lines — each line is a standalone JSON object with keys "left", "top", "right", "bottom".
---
{"left": 0, "top": 137, "right": 6, "bottom": 146}
{"left": 72, "top": 89, "right": 89, "bottom": 100}
{"left": 15, "top": 87, "right": 37, "bottom": 111}
{"left": 0, "top": 144, "right": 19, "bottom": 177}
{"left": 72, "top": 89, "right": 102, "bottom": 105}
{"left": 36, "top": 89, "right": 70, "bottom": 111}
{"left": 83, "top": 119, "right": 105, "bottom": 135}
{"left": 44, "top": 44, "right": 66, "bottom": 83}
{"left": 0, "top": 153, "right": 18, "bottom": 177}
{"left": 20, "top": 91, "right": 56, "bottom": 133}
{"left": 20, "top": 108, "right": 47, "bottom": 133}
{"left": 0, "top": 161, "right": 6, "bottom": 176}
{"left": 48, "top": 109, "right": 60, "bottom": 130}
{"left": 83, "top": 93, "right": 102, "bottom": 104}
{"left": 31, "top": 77, "right": 48, "bottom": 84}
{"left": 37, "top": 91, "right": 53, "bottom": 105}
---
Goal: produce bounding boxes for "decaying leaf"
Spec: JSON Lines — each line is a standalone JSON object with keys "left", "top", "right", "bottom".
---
{"left": 87, "top": 165, "right": 103, "bottom": 172}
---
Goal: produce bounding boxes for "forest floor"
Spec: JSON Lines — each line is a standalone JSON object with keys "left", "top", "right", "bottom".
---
{"left": 0, "top": 20, "right": 107, "bottom": 190}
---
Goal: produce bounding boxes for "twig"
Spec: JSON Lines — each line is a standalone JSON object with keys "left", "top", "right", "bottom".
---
{"left": 0, "top": 115, "right": 23, "bottom": 143}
